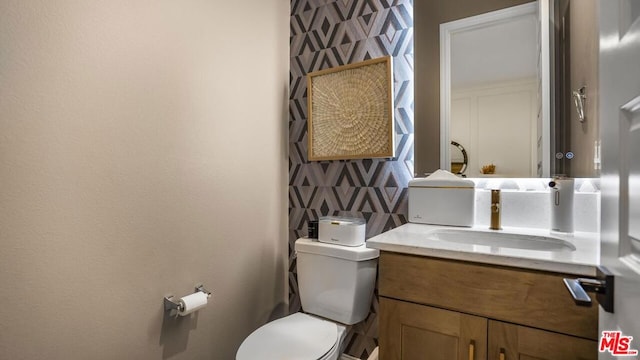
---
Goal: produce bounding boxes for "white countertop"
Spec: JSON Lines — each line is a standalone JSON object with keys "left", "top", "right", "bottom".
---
{"left": 366, "top": 223, "right": 600, "bottom": 276}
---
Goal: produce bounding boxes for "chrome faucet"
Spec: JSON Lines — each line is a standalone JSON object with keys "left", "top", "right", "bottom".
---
{"left": 490, "top": 189, "right": 501, "bottom": 230}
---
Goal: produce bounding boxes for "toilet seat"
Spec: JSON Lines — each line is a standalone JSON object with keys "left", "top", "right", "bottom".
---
{"left": 236, "top": 312, "right": 338, "bottom": 360}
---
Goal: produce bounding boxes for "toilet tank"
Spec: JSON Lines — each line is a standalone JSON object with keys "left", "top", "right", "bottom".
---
{"left": 295, "top": 238, "right": 379, "bottom": 325}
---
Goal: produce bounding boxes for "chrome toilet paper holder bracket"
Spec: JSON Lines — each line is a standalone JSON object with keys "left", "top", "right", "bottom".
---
{"left": 164, "top": 285, "right": 212, "bottom": 313}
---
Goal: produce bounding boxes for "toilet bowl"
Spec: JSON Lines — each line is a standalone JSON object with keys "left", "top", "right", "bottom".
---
{"left": 236, "top": 238, "right": 379, "bottom": 360}
{"left": 236, "top": 312, "right": 346, "bottom": 360}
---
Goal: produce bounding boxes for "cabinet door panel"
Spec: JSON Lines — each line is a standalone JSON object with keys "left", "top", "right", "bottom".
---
{"left": 380, "top": 297, "right": 487, "bottom": 360}
{"left": 402, "top": 325, "right": 458, "bottom": 360}
{"left": 488, "top": 320, "right": 597, "bottom": 360}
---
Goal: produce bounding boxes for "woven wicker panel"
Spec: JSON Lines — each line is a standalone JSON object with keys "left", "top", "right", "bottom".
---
{"left": 307, "top": 57, "right": 394, "bottom": 161}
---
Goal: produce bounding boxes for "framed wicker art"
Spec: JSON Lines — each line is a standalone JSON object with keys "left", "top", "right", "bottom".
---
{"left": 307, "top": 56, "right": 394, "bottom": 161}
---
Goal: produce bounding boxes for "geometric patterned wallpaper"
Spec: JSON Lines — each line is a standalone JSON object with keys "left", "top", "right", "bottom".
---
{"left": 289, "top": 0, "right": 414, "bottom": 358}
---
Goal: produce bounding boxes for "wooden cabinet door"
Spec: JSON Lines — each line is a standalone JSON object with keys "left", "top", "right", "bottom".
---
{"left": 380, "top": 297, "right": 487, "bottom": 360}
{"left": 488, "top": 320, "right": 597, "bottom": 360}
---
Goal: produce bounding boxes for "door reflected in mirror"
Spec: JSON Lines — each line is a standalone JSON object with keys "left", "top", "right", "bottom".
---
{"left": 450, "top": 141, "right": 468, "bottom": 175}
{"left": 440, "top": 2, "right": 550, "bottom": 177}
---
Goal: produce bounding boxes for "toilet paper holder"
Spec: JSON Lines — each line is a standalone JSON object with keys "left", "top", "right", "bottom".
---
{"left": 164, "top": 285, "right": 212, "bottom": 313}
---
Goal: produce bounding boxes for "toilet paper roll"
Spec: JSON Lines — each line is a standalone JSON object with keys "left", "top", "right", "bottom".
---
{"left": 178, "top": 291, "right": 208, "bottom": 316}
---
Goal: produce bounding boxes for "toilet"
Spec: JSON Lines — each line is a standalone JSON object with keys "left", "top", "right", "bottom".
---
{"left": 236, "top": 238, "right": 379, "bottom": 360}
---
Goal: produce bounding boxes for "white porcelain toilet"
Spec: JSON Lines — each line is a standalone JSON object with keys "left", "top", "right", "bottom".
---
{"left": 236, "top": 238, "right": 379, "bottom": 360}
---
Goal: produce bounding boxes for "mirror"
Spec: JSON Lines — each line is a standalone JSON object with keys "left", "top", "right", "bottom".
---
{"left": 414, "top": 0, "right": 600, "bottom": 178}
{"left": 440, "top": 2, "right": 550, "bottom": 177}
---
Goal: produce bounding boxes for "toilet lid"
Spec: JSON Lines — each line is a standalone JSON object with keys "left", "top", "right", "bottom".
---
{"left": 236, "top": 312, "right": 337, "bottom": 360}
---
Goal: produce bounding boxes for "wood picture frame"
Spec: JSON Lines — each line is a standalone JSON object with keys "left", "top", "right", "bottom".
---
{"left": 307, "top": 56, "right": 394, "bottom": 161}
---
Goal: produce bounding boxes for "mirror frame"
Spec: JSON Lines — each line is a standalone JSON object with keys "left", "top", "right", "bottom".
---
{"left": 439, "top": 1, "right": 551, "bottom": 177}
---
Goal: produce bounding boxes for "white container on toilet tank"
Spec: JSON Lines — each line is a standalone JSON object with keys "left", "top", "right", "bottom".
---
{"left": 318, "top": 216, "right": 366, "bottom": 246}
{"left": 408, "top": 170, "right": 475, "bottom": 227}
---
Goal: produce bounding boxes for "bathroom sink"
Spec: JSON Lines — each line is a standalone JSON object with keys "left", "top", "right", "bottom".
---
{"left": 426, "top": 229, "right": 576, "bottom": 252}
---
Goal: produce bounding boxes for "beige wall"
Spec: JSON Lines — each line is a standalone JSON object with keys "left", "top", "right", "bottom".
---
{"left": 553, "top": 0, "right": 599, "bottom": 177}
{"left": 568, "top": 0, "right": 599, "bottom": 177}
{"left": 0, "top": 1, "right": 288, "bottom": 359}
{"left": 414, "top": 0, "right": 533, "bottom": 176}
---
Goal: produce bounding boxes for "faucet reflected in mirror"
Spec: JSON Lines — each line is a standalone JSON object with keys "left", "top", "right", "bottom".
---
{"left": 450, "top": 140, "right": 468, "bottom": 175}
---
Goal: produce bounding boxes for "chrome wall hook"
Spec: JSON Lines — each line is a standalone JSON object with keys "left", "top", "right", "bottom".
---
{"left": 573, "top": 86, "right": 587, "bottom": 123}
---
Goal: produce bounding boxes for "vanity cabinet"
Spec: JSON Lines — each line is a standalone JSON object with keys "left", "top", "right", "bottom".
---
{"left": 378, "top": 252, "right": 598, "bottom": 360}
